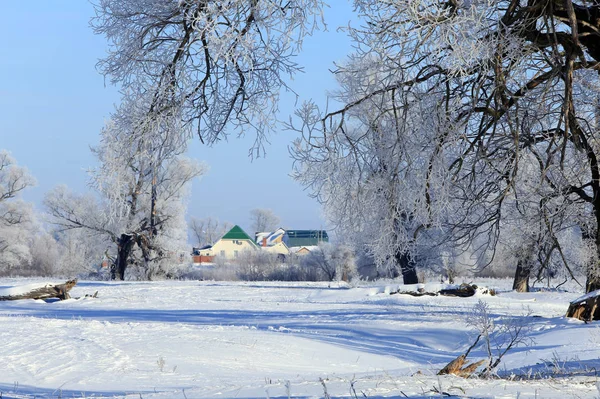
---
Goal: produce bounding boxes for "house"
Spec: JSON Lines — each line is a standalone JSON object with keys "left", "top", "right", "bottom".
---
{"left": 192, "top": 226, "right": 329, "bottom": 262}
{"left": 283, "top": 230, "right": 328, "bottom": 247}
{"left": 255, "top": 228, "right": 285, "bottom": 246}
{"left": 255, "top": 228, "right": 289, "bottom": 260}
{"left": 289, "top": 245, "right": 319, "bottom": 256}
{"left": 262, "top": 241, "right": 291, "bottom": 261}
{"left": 256, "top": 229, "right": 328, "bottom": 248}
{"left": 254, "top": 228, "right": 328, "bottom": 259}
{"left": 192, "top": 245, "right": 215, "bottom": 264}
{"left": 210, "top": 225, "right": 259, "bottom": 259}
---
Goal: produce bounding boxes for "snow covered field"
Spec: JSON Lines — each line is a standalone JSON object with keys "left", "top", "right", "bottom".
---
{"left": 0, "top": 278, "right": 598, "bottom": 398}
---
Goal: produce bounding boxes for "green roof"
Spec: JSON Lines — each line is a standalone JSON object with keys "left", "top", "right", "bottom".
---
{"left": 221, "top": 225, "right": 254, "bottom": 241}
{"left": 284, "top": 230, "right": 329, "bottom": 247}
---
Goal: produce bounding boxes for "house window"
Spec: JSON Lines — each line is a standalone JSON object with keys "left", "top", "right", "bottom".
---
{"left": 234, "top": 250, "right": 239, "bottom": 258}
{"left": 220, "top": 250, "right": 225, "bottom": 257}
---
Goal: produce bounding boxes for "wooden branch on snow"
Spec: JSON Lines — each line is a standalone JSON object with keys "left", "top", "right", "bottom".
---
{"left": 438, "top": 334, "right": 485, "bottom": 378}
{"left": 438, "top": 354, "right": 486, "bottom": 378}
{"left": 0, "top": 280, "right": 77, "bottom": 301}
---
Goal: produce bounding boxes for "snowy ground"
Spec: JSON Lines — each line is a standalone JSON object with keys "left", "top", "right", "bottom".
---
{"left": 0, "top": 278, "right": 599, "bottom": 398}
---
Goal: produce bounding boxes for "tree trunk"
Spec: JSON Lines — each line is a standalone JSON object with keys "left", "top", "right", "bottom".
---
{"left": 447, "top": 268, "right": 456, "bottom": 284}
{"left": 513, "top": 243, "right": 535, "bottom": 293}
{"left": 585, "top": 234, "right": 600, "bottom": 294}
{"left": 590, "top": 100, "right": 600, "bottom": 293}
{"left": 112, "top": 234, "right": 135, "bottom": 281}
{"left": 583, "top": 229, "right": 600, "bottom": 293}
{"left": 512, "top": 258, "right": 530, "bottom": 292}
{"left": 396, "top": 251, "right": 418, "bottom": 284}
{"left": 586, "top": 263, "right": 600, "bottom": 293}
{"left": 137, "top": 233, "right": 154, "bottom": 280}
{"left": 587, "top": 231, "right": 600, "bottom": 292}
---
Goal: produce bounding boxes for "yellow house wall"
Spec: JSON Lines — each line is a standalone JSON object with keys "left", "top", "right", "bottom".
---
{"left": 210, "top": 239, "right": 257, "bottom": 259}
{"left": 262, "top": 242, "right": 290, "bottom": 256}
{"left": 271, "top": 235, "right": 284, "bottom": 244}
{"left": 294, "top": 247, "right": 311, "bottom": 256}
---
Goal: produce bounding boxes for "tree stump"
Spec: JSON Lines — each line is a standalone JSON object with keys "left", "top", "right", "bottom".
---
{"left": 0, "top": 280, "right": 77, "bottom": 301}
{"left": 566, "top": 290, "right": 600, "bottom": 321}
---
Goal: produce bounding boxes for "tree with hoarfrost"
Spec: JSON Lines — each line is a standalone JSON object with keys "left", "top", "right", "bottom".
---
{"left": 250, "top": 208, "right": 280, "bottom": 233}
{"left": 89, "top": 0, "right": 325, "bottom": 277}
{"left": 91, "top": 0, "right": 325, "bottom": 157}
{"left": 45, "top": 94, "right": 206, "bottom": 280}
{"left": 0, "top": 151, "right": 36, "bottom": 273}
{"left": 28, "top": 229, "right": 110, "bottom": 277}
{"left": 292, "top": 54, "right": 446, "bottom": 283}
{"left": 189, "top": 217, "right": 231, "bottom": 247}
{"left": 0, "top": 151, "right": 35, "bottom": 227}
{"left": 300, "top": 242, "right": 357, "bottom": 282}
{"left": 293, "top": 0, "right": 600, "bottom": 291}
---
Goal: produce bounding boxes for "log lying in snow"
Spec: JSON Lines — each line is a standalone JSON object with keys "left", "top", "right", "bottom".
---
{"left": 392, "top": 289, "right": 436, "bottom": 297}
{"left": 391, "top": 283, "right": 496, "bottom": 298}
{"left": 0, "top": 280, "right": 77, "bottom": 301}
{"left": 438, "top": 354, "right": 486, "bottom": 378}
{"left": 440, "top": 283, "right": 477, "bottom": 297}
{"left": 438, "top": 334, "right": 485, "bottom": 378}
{"left": 566, "top": 289, "right": 600, "bottom": 321}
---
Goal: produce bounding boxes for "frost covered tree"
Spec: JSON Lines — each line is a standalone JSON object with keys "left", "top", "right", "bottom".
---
{"left": 293, "top": 0, "right": 600, "bottom": 291}
{"left": 92, "top": 0, "right": 325, "bottom": 156}
{"left": 27, "top": 233, "right": 61, "bottom": 276}
{"left": 25, "top": 229, "right": 107, "bottom": 277}
{"left": 300, "top": 242, "right": 357, "bottom": 282}
{"left": 45, "top": 95, "right": 206, "bottom": 280}
{"left": 292, "top": 54, "right": 444, "bottom": 283}
{"left": 89, "top": 1, "right": 324, "bottom": 276}
{"left": 0, "top": 151, "right": 35, "bottom": 227}
{"left": 0, "top": 151, "right": 36, "bottom": 273}
{"left": 250, "top": 208, "right": 280, "bottom": 233}
{"left": 189, "top": 217, "right": 231, "bottom": 247}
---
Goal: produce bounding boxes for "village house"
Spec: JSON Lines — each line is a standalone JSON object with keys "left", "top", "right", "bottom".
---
{"left": 192, "top": 226, "right": 330, "bottom": 264}
{"left": 254, "top": 228, "right": 329, "bottom": 256}
{"left": 209, "top": 225, "right": 259, "bottom": 259}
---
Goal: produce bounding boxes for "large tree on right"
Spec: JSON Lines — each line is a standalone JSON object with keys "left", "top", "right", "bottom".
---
{"left": 293, "top": 0, "right": 600, "bottom": 290}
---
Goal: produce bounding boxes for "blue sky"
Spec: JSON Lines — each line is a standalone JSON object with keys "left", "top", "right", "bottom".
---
{"left": 0, "top": 2, "right": 355, "bottom": 235}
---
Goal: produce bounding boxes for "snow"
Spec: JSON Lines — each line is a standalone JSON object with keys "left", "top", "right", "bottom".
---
{"left": 0, "top": 278, "right": 598, "bottom": 398}
{"left": 570, "top": 288, "right": 600, "bottom": 304}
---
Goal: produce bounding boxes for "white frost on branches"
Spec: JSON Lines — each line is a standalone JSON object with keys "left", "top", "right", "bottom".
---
{"left": 45, "top": 92, "right": 206, "bottom": 279}
{"left": 0, "top": 151, "right": 36, "bottom": 273}
{"left": 292, "top": 0, "right": 600, "bottom": 288}
{"left": 92, "top": 0, "right": 325, "bottom": 156}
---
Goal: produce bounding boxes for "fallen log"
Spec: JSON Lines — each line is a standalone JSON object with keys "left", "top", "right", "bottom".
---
{"left": 440, "top": 283, "right": 477, "bottom": 297}
{"left": 391, "top": 289, "right": 436, "bottom": 297}
{"left": 566, "top": 289, "right": 600, "bottom": 321}
{"left": 392, "top": 283, "right": 496, "bottom": 298}
{"left": 0, "top": 280, "right": 77, "bottom": 301}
